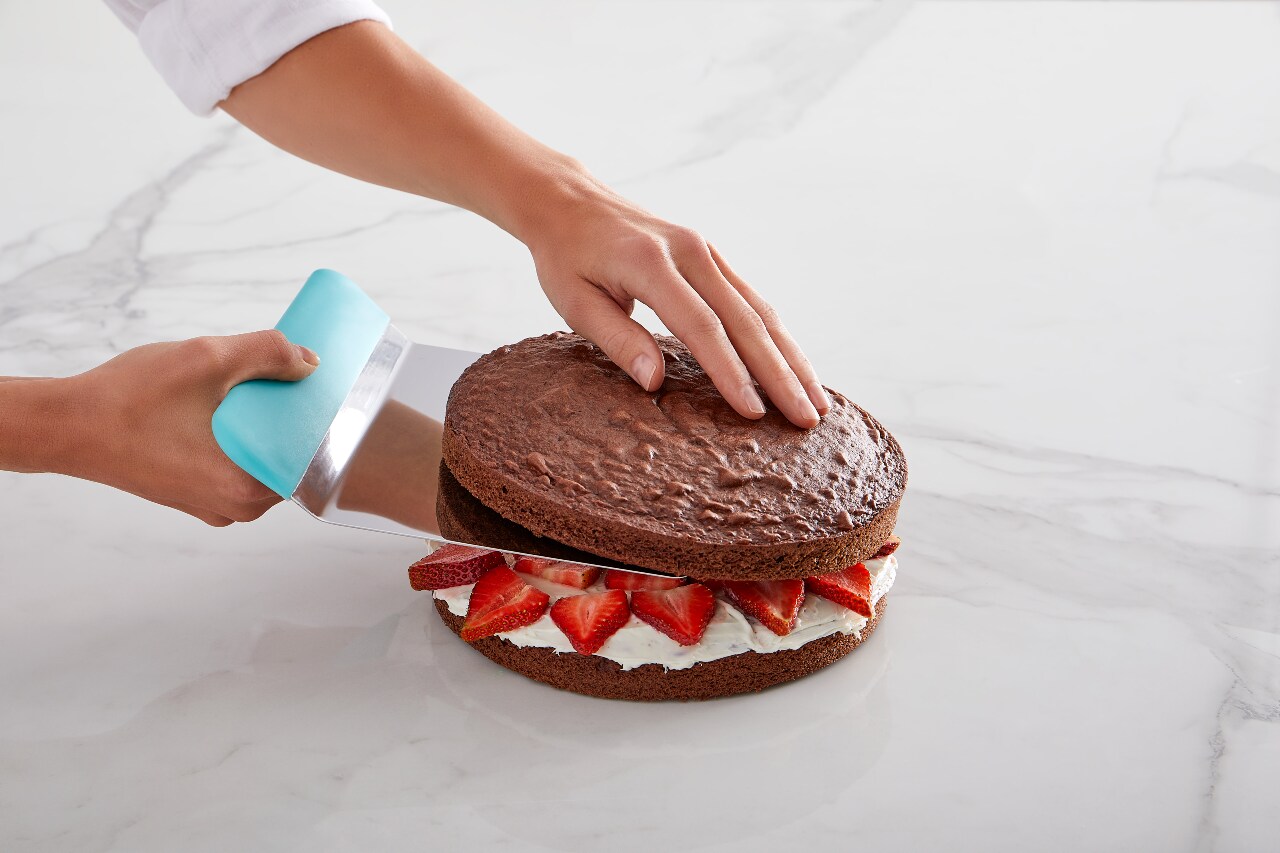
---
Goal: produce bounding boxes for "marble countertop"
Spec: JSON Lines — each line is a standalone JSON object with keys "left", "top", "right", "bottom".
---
{"left": 2, "top": 1, "right": 1278, "bottom": 850}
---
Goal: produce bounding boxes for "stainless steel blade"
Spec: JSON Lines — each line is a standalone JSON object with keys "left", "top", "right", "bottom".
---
{"left": 290, "top": 325, "right": 669, "bottom": 577}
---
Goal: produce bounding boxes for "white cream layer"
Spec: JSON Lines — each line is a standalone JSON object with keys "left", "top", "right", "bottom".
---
{"left": 434, "top": 555, "right": 896, "bottom": 671}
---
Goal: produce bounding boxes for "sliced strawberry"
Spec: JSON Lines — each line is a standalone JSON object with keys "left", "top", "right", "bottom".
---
{"left": 603, "top": 569, "right": 685, "bottom": 591}
{"left": 460, "top": 565, "right": 551, "bottom": 641}
{"left": 512, "top": 556, "right": 601, "bottom": 589}
{"left": 805, "top": 563, "right": 872, "bottom": 617}
{"left": 409, "top": 544, "right": 506, "bottom": 590}
{"left": 631, "top": 583, "right": 716, "bottom": 646}
{"left": 721, "top": 579, "right": 806, "bottom": 636}
{"left": 874, "top": 535, "right": 902, "bottom": 558}
{"left": 550, "top": 589, "right": 631, "bottom": 656}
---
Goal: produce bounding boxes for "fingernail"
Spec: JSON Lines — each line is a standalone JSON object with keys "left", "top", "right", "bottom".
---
{"left": 807, "top": 381, "right": 831, "bottom": 414}
{"left": 298, "top": 345, "right": 321, "bottom": 367}
{"left": 796, "top": 393, "right": 821, "bottom": 426}
{"left": 742, "top": 384, "right": 767, "bottom": 416}
{"left": 631, "top": 353, "right": 658, "bottom": 391}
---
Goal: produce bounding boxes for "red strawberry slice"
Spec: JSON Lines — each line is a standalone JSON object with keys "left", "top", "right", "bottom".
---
{"left": 805, "top": 563, "right": 872, "bottom": 617}
{"left": 603, "top": 569, "right": 685, "bottom": 591}
{"left": 874, "top": 536, "right": 902, "bottom": 558}
{"left": 460, "top": 565, "right": 551, "bottom": 641}
{"left": 631, "top": 583, "right": 716, "bottom": 646}
{"left": 550, "top": 589, "right": 631, "bottom": 656}
{"left": 721, "top": 579, "right": 806, "bottom": 636}
{"left": 409, "top": 544, "right": 506, "bottom": 590}
{"left": 512, "top": 556, "right": 601, "bottom": 589}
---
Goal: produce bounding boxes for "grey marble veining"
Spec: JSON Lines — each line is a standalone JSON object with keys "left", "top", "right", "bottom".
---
{"left": 1, "top": 2, "right": 1278, "bottom": 851}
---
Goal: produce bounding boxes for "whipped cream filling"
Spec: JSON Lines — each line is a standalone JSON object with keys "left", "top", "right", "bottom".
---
{"left": 434, "top": 555, "right": 896, "bottom": 671}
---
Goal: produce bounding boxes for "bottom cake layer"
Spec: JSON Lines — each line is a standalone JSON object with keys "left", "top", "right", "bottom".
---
{"left": 433, "top": 595, "right": 886, "bottom": 702}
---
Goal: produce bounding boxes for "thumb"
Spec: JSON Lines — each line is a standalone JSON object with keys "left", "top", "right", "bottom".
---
{"left": 217, "top": 329, "right": 320, "bottom": 389}
{"left": 553, "top": 278, "right": 665, "bottom": 392}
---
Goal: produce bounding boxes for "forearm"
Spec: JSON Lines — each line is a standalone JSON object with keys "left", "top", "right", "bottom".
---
{"left": 0, "top": 378, "right": 75, "bottom": 474}
{"left": 218, "top": 18, "right": 828, "bottom": 429}
{"left": 220, "top": 20, "right": 589, "bottom": 246}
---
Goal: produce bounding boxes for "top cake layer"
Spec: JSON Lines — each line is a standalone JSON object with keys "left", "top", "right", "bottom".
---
{"left": 441, "top": 332, "right": 906, "bottom": 579}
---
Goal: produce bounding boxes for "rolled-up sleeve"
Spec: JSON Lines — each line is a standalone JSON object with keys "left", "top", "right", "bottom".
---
{"left": 105, "top": 0, "right": 392, "bottom": 115}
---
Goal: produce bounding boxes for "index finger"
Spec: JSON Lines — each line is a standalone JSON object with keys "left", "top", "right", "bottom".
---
{"left": 628, "top": 262, "right": 770, "bottom": 422}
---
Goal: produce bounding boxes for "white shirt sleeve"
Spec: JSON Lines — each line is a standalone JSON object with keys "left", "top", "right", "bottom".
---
{"left": 102, "top": 0, "right": 393, "bottom": 115}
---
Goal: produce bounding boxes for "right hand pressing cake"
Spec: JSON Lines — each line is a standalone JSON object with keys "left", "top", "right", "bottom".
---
{"left": 412, "top": 332, "right": 907, "bottom": 701}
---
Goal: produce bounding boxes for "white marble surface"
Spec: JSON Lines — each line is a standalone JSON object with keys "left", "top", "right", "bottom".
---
{"left": 2, "top": 1, "right": 1279, "bottom": 850}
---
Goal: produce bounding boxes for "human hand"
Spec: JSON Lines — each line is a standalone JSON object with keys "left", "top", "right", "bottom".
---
{"left": 48, "top": 331, "right": 318, "bottom": 526}
{"left": 518, "top": 171, "right": 831, "bottom": 429}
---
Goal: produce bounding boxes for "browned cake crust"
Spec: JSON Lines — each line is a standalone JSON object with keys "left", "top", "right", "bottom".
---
{"left": 437, "top": 459, "right": 636, "bottom": 569}
{"left": 433, "top": 596, "right": 886, "bottom": 702}
{"left": 442, "top": 332, "right": 907, "bottom": 580}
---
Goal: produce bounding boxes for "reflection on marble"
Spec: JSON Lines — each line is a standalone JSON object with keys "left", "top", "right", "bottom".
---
{"left": 1, "top": 1, "right": 1278, "bottom": 851}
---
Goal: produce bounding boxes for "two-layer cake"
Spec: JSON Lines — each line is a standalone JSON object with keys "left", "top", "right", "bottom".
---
{"left": 408, "top": 332, "right": 907, "bottom": 701}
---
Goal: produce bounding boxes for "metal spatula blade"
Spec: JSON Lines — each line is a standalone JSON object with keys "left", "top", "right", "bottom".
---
{"left": 212, "top": 270, "right": 669, "bottom": 578}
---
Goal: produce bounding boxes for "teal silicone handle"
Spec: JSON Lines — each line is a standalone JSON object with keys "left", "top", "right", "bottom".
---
{"left": 211, "top": 269, "right": 390, "bottom": 498}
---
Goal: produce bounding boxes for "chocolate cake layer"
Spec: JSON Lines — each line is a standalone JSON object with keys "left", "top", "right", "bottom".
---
{"left": 437, "top": 460, "right": 635, "bottom": 569}
{"left": 442, "top": 332, "right": 906, "bottom": 579}
{"left": 433, "top": 596, "right": 886, "bottom": 701}
{"left": 437, "top": 459, "right": 734, "bottom": 583}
